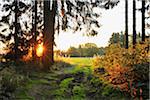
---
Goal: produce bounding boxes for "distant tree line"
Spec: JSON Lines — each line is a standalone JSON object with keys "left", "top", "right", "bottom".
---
{"left": 55, "top": 43, "right": 105, "bottom": 57}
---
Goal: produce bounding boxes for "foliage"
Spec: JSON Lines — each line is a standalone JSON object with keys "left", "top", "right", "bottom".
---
{"left": 0, "top": 0, "right": 32, "bottom": 60}
{"left": 57, "top": 0, "right": 119, "bottom": 36}
{"left": 0, "top": 0, "right": 120, "bottom": 63}
{"left": 109, "top": 32, "right": 125, "bottom": 47}
{"left": 60, "top": 43, "right": 105, "bottom": 57}
{"left": 93, "top": 41, "right": 149, "bottom": 99}
{"left": 51, "top": 63, "right": 129, "bottom": 99}
{"left": 0, "top": 67, "right": 26, "bottom": 99}
{"left": 0, "top": 57, "right": 134, "bottom": 99}
{"left": 67, "top": 47, "right": 80, "bottom": 57}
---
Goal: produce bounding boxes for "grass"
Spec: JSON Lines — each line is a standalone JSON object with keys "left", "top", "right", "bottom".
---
{"left": 1, "top": 58, "right": 131, "bottom": 99}
{"left": 56, "top": 57, "right": 93, "bottom": 67}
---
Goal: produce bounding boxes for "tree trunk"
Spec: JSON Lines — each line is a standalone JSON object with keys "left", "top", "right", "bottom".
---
{"left": 43, "top": 0, "right": 56, "bottom": 68}
{"left": 32, "top": 0, "right": 37, "bottom": 60}
{"left": 133, "top": 0, "right": 136, "bottom": 48}
{"left": 125, "top": 0, "right": 128, "bottom": 49}
{"left": 142, "top": 0, "right": 145, "bottom": 42}
{"left": 14, "top": 0, "right": 19, "bottom": 60}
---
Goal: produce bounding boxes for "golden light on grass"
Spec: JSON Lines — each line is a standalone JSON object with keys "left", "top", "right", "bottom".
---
{"left": 36, "top": 43, "right": 44, "bottom": 57}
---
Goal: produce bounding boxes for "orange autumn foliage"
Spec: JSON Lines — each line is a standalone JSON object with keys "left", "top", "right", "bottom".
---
{"left": 93, "top": 41, "right": 149, "bottom": 98}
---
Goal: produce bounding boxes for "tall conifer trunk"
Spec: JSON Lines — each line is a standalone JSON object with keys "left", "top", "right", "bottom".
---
{"left": 32, "top": 0, "right": 37, "bottom": 60}
{"left": 14, "top": 0, "right": 19, "bottom": 59}
{"left": 142, "top": 0, "right": 145, "bottom": 42}
{"left": 125, "top": 0, "right": 128, "bottom": 49}
{"left": 133, "top": 0, "right": 136, "bottom": 48}
{"left": 43, "top": 0, "right": 56, "bottom": 68}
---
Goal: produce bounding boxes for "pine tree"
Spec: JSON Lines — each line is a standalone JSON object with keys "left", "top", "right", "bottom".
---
{"left": 133, "top": 0, "right": 136, "bottom": 48}
{"left": 141, "top": 0, "right": 145, "bottom": 42}
{"left": 42, "top": 0, "right": 57, "bottom": 67}
{"left": 0, "top": 0, "right": 32, "bottom": 60}
{"left": 14, "top": 0, "right": 19, "bottom": 59}
{"left": 125, "top": 0, "right": 128, "bottom": 49}
{"left": 32, "top": 0, "right": 37, "bottom": 60}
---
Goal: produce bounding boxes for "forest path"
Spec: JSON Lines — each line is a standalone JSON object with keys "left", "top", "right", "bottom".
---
{"left": 14, "top": 59, "right": 129, "bottom": 99}
{"left": 14, "top": 63, "right": 89, "bottom": 99}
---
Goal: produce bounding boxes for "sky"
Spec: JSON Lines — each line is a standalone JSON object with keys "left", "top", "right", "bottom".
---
{"left": 0, "top": 0, "right": 149, "bottom": 53}
{"left": 55, "top": 0, "right": 149, "bottom": 51}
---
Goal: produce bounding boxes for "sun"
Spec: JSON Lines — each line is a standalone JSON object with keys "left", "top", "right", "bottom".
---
{"left": 36, "top": 44, "right": 44, "bottom": 57}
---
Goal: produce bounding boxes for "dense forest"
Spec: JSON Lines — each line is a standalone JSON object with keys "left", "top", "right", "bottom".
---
{"left": 0, "top": 0, "right": 149, "bottom": 99}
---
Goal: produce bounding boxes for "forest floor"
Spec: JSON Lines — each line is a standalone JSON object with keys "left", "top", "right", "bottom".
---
{"left": 1, "top": 58, "right": 131, "bottom": 100}
{"left": 15, "top": 58, "right": 97, "bottom": 99}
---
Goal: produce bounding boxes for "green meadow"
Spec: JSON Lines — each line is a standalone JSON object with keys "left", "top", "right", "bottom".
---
{"left": 57, "top": 57, "right": 93, "bottom": 66}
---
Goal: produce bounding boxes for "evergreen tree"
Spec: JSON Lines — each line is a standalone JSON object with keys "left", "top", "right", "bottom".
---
{"left": 0, "top": 0, "right": 31, "bottom": 60}
{"left": 42, "top": 0, "right": 56, "bottom": 67}
{"left": 125, "top": 0, "right": 128, "bottom": 49}
{"left": 141, "top": 0, "right": 145, "bottom": 42}
{"left": 133, "top": 0, "right": 136, "bottom": 48}
{"left": 109, "top": 33, "right": 120, "bottom": 44}
{"left": 32, "top": 0, "right": 37, "bottom": 60}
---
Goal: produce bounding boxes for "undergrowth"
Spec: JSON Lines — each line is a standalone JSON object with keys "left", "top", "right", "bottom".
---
{"left": 93, "top": 42, "right": 149, "bottom": 99}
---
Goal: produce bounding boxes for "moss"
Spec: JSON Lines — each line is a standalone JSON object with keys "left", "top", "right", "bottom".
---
{"left": 60, "top": 78, "right": 74, "bottom": 88}
{"left": 72, "top": 84, "right": 86, "bottom": 100}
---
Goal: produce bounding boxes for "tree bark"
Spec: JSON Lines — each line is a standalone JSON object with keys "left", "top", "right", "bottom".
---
{"left": 43, "top": 0, "right": 56, "bottom": 68}
{"left": 32, "top": 0, "right": 37, "bottom": 60}
{"left": 133, "top": 0, "right": 136, "bottom": 48}
{"left": 14, "top": 0, "right": 19, "bottom": 60}
{"left": 142, "top": 0, "right": 145, "bottom": 42}
{"left": 125, "top": 0, "right": 128, "bottom": 49}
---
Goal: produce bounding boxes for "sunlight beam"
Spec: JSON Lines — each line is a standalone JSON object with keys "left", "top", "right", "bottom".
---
{"left": 36, "top": 44, "right": 44, "bottom": 57}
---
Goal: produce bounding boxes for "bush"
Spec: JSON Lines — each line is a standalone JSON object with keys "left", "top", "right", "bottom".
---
{"left": 93, "top": 42, "right": 149, "bottom": 99}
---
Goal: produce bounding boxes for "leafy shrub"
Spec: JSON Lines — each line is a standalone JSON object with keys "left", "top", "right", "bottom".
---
{"left": 93, "top": 42, "right": 149, "bottom": 99}
{"left": 102, "top": 85, "right": 114, "bottom": 96}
